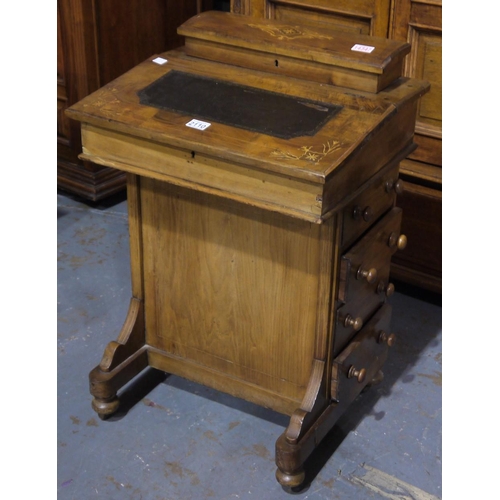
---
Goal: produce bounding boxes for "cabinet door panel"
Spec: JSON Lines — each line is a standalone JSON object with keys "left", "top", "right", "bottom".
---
{"left": 418, "top": 37, "right": 441, "bottom": 123}
{"left": 232, "top": 0, "right": 391, "bottom": 36}
{"left": 391, "top": 0, "right": 442, "bottom": 166}
{"left": 407, "top": 29, "right": 442, "bottom": 136}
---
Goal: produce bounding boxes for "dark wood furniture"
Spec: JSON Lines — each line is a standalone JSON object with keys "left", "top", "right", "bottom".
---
{"left": 57, "top": 0, "right": 213, "bottom": 201}
{"left": 389, "top": 0, "right": 442, "bottom": 292}
{"left": 229, "top": 0, "right": 442, "bottom": 292}
{"left": 67, "top": 11, "right": 428, "bottom": 489}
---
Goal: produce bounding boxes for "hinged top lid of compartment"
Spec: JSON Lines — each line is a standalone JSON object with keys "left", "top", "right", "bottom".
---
{"left": 178, "top": 11, "right": 411, "bottom": 92}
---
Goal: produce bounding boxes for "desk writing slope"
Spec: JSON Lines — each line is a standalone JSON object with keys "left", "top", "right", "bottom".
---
{"left": 66, "top": 11, "right": 428, "bottom": 490}
{"left": 137, "top": 70, "right": 343, "bottom": 139}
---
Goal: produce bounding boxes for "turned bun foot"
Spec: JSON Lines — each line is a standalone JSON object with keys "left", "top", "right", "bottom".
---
{"left": 92, "top": 396, "right": 120, "bottom": 420}
{"left": 276, "top": 467, "right": 306, "bottom": 489}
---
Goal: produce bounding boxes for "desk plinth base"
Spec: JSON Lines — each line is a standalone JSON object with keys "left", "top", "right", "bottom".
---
{"left": 89, "top": 334, "right": 375, "bottom": 490}
{"left": 89, "top": 338, "right": 340, "bottom": 489}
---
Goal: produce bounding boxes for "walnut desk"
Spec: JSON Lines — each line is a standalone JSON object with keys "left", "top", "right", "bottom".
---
{"left": 67, "top": 12, "right": 429, "bottom": 489}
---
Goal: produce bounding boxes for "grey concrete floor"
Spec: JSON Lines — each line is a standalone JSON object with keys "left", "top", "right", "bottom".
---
{"left": 57, "top": 190, "right": 442, "bottom": 500}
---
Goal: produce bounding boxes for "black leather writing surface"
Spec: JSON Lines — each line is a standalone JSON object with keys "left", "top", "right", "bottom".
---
{"left": 138, "top": 70, "right": 342, "bottom": 139}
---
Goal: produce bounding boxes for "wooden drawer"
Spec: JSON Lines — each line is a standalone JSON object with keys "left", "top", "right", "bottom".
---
{"left": 335, "top": 207, "right": 404, "bottom": 354}
{"left": 331, "top": 303, "right": 393, "bottom": 403}
{"left": 341, "top": 162, "right": 400, "bottom": 250}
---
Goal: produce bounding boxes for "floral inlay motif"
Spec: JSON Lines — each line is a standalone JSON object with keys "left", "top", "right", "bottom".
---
{"left": 248, "top": 24, "right": 333, "bottom": 41}
{"left": 270, "top": 140, "right": 343, "bottom": 164}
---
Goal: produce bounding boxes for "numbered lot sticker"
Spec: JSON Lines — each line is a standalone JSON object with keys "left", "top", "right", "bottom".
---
{"left": 186, "top": 119, "right": 211, "bottom": 131}
{"left": 152, "top": 57, "right": 168, "bottom": 65}
{"left": 351, "top": 44, "right": 375, "bottom": 54}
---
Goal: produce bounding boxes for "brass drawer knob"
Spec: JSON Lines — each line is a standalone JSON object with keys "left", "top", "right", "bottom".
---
{"left": 377, "top": 281, "right": 395, "bottom": 297}
{"left": 353, "top": 205, "right": 373, "bottom": 222}
{"left": 348, "top": 365, "right": 366, "bottom": 383}
{"left": 378, "top": 331, "right": 396, "bottom": 347}
{"left": 385, "top": 178, "right": 405, "bottom": 195}
{"left": 394, "top": 179, "right": 404, "bottom": 195}
{"left": 343, "top": 314, "right": 363, "bottom": 331}
{"left": 388, "top": 232, "right": 407, "bottom": 250}
{"left": 357, "top": 266, "right": 378, "bottom": 283}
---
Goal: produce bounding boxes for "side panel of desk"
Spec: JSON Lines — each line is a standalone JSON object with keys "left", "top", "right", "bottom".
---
{"left": 139, "top": 179, "right": 337, "bottom": 415}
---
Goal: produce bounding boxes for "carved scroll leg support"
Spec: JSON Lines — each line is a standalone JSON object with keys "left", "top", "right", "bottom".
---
{"left": 275, "top": 360, "right": 330, "bottom": 488}
{"left": 89, "top": 297, "right": 147, "bottom": 419}
{"left": 90, "top": 347, "right": 149, "bottom": 419}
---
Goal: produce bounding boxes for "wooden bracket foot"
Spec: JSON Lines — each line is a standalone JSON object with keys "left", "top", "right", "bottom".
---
{"left": 88, "top": 297, "right": 148, "bottom": 418}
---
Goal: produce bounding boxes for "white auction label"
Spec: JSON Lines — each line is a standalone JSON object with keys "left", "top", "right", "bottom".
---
{"left": 351, "top": 44, "right": 375, "bottom": 54}
{"left": 152, "top": 57, "right": 168, "bottom": 65}
{"left": 185, "top": 119, "right": 211, "bottom": 131}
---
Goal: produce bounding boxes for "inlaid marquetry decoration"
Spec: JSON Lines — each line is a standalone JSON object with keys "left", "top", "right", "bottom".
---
{"left": 82, "top": 87, "right": 121, "bottom": 116}
{"left": 248, "top": 24, "right": 333, "bottom": 41}
{"left": 271, "top": 140, "right": 343, "bottom": 163}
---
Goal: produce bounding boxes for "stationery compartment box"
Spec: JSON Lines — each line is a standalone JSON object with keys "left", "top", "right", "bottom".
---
{"left": 178, "top": 11, "right": 411, "bottom": 93}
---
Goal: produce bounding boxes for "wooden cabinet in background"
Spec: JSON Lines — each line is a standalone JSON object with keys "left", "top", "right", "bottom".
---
{"left": 231, "top": 0, "right": 442, "bottom": 292}
{"left": 389, "top": 0, "right": 442, "bottom": 292}
{"left": 57, "top": 0, "right": 213, "bottom": 201}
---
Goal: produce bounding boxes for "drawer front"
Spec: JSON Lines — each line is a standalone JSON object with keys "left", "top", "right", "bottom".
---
{"left": 335, "top": 262, "right": 390, "bottom": 354}
{"left": 342, "top": 164, "right": 403, "bottom": 249}
{"left": 335, "top": 207, "right": 404, "bottom": 354}
{"left": 331, "top": 304, "right": 393, "bottom": 403}
{"left": 341, "top": 163, "right": 401, "bottom": 250}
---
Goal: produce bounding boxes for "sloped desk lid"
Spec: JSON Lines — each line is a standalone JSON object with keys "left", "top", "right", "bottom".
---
{"left": 66, "top": 49, "right": 428, "bottom": 222}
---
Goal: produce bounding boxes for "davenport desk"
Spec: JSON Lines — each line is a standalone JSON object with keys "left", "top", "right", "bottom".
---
{"left": 67, "top": 11, "right": 429, "bottom": 489}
